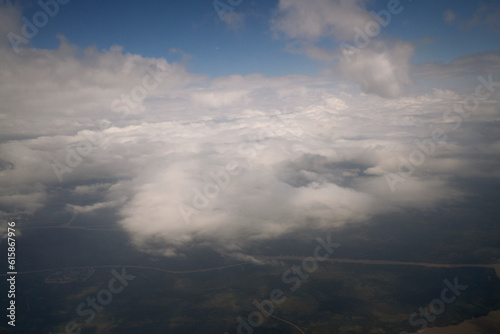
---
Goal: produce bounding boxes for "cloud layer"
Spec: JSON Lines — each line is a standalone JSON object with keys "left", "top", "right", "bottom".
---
{"left": 1, "top": 3, "right": 500, "bottom": 257}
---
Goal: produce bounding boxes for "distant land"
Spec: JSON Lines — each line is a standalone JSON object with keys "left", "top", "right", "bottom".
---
{"left": 45, "top": 268, "right": 95, "bottom": 284}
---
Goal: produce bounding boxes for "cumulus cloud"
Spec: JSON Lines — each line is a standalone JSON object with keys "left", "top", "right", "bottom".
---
{"left": 271, "top": 0, "right": 414, "bottom": 98}
{"left": 336, "top": 41, "right": 414, "bottom": 99}
{"left": 271, "top": 0, "right": 371, "bottom": 41}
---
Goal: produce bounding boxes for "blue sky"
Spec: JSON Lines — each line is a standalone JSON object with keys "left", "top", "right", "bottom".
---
{"left": 17, "top": 0, "right": 500, "bottom": 77}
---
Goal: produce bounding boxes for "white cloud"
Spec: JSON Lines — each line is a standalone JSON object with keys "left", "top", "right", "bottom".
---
{"left": 336, "top": 41, "right": 414, "bottom": 98}
{"left": 0, "top": 191, "right": 46, "bottom": 213}
{"left": 271, "top": 0, "right": 371, "bottom": 41}
{"left": 65, "top": 198, "right": 125, "bottom": 214}
{"left": 192, "top": 89, "right": 249, "bottom": 109}
{"left": 270, "top": 0, "right": 414, "bottom": 98}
